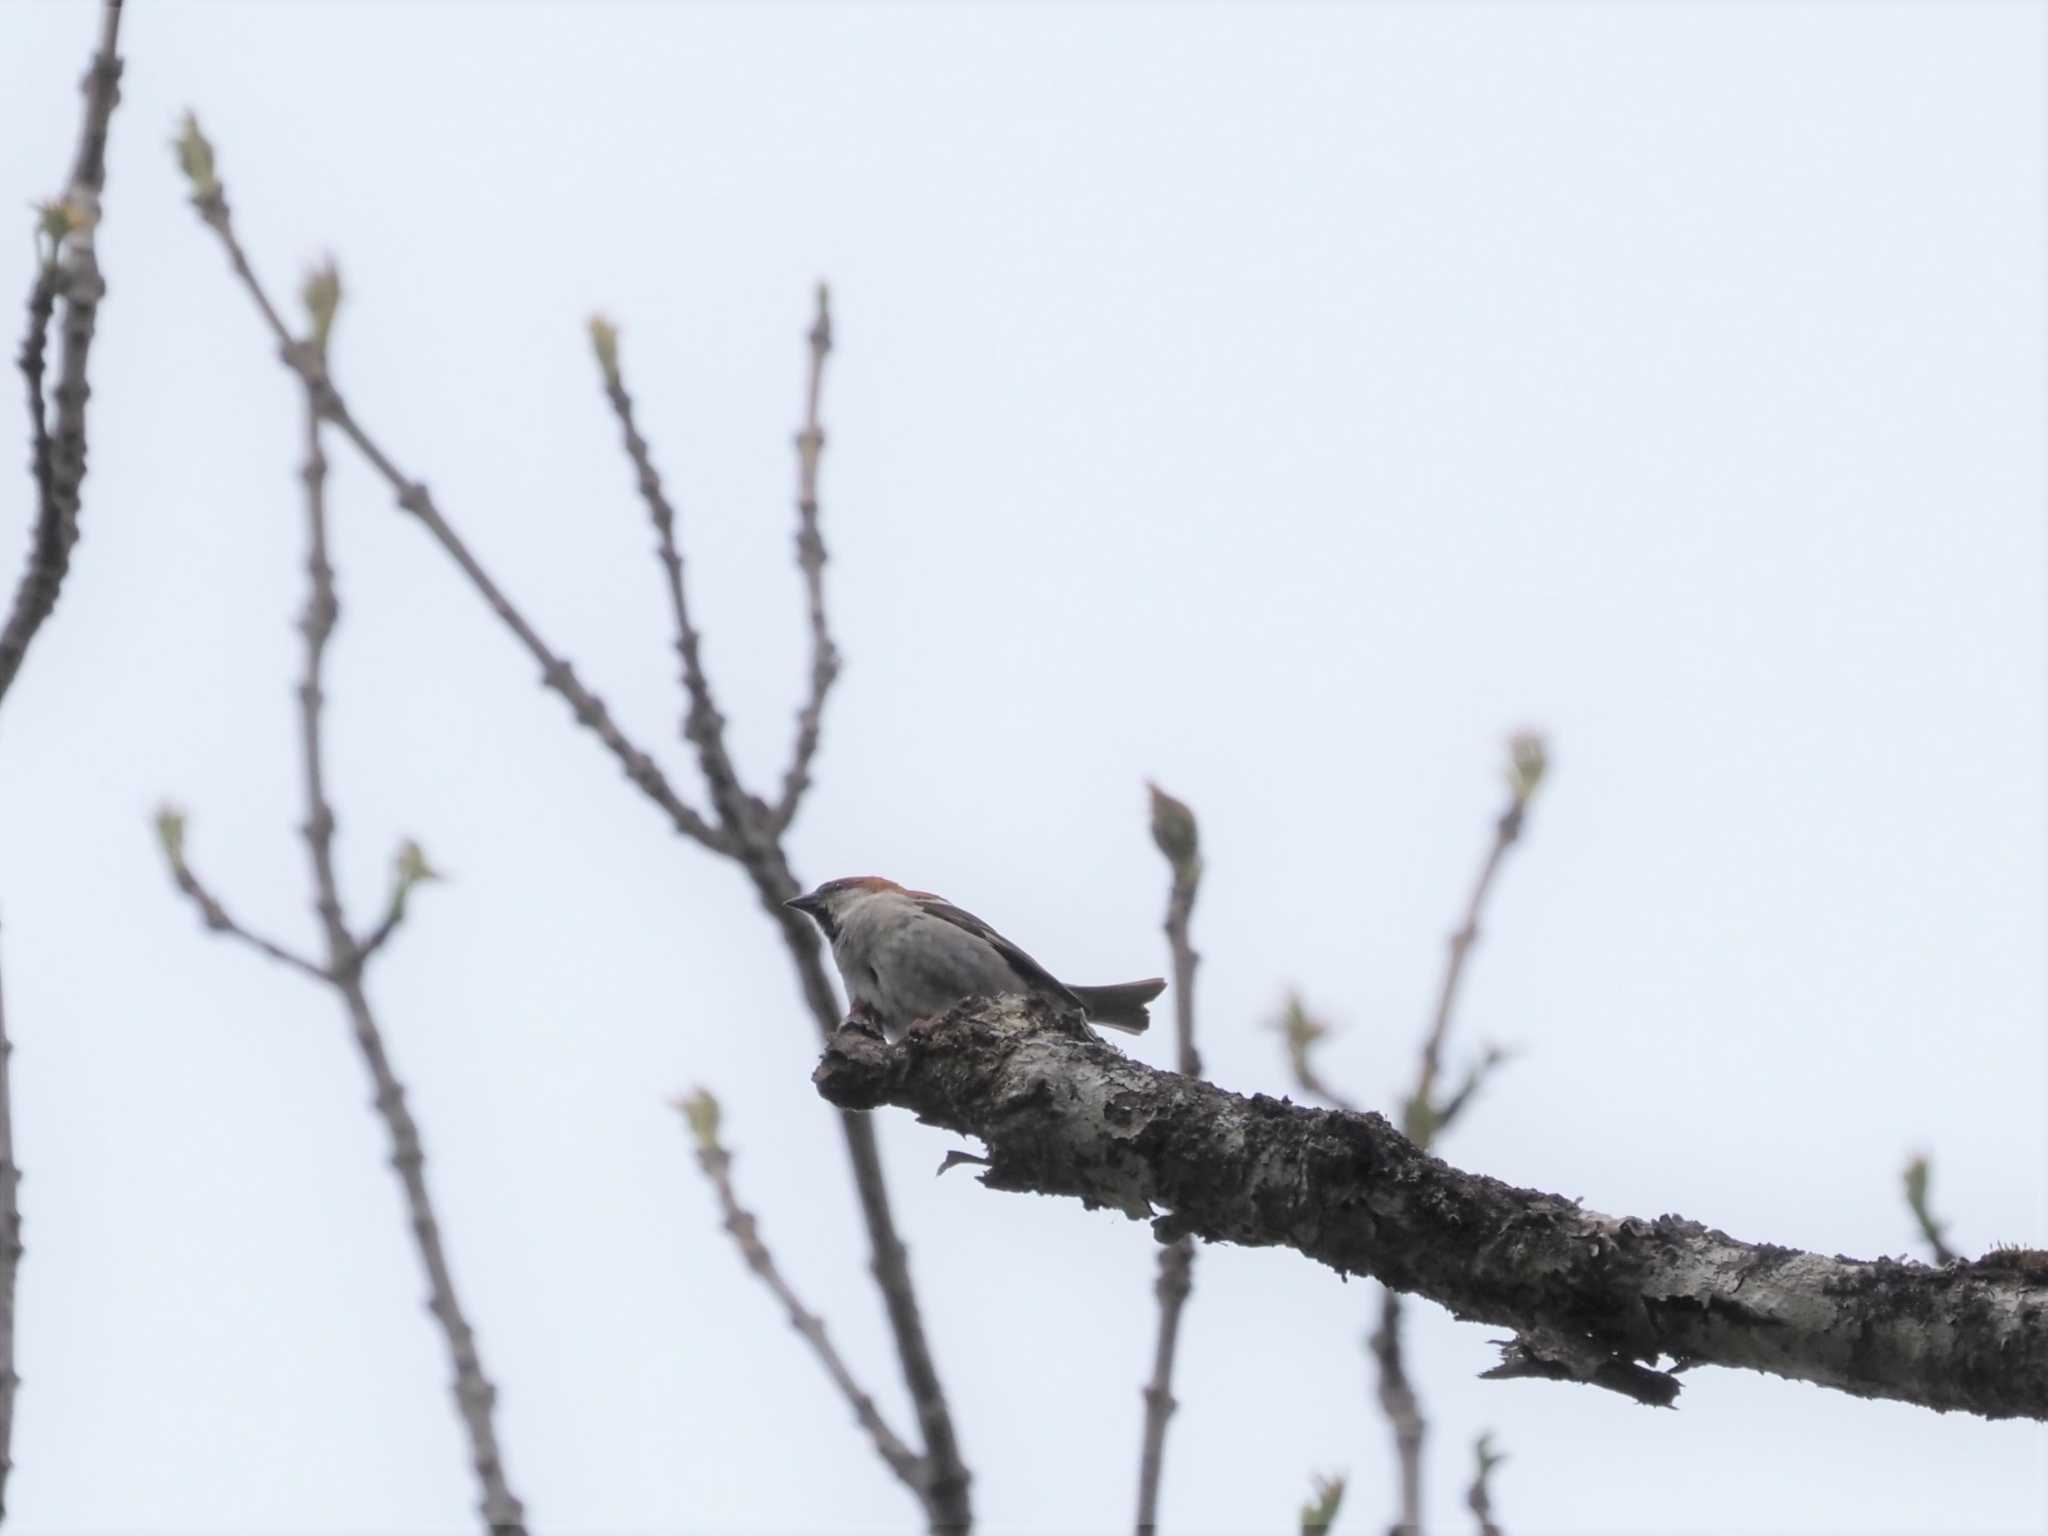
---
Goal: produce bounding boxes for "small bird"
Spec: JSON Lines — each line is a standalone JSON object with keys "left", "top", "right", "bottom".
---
{"left": 785, "top": 875, "right": 1166, "bottom": 1041}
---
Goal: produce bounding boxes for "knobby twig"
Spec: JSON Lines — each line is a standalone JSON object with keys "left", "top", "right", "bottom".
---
{"left": 0, "top": 8, "right": 127, "bottom": 1512}
{"left": 179, "top": 141, "right": 967, "bottom": 1529}
{"left": 1465, "top": 1433, "right": 1504, "bottom": 1536}
{"left": 1902, "top": 1153, "right": 1958, "bottom": 1266}
{"left": 767, "top": 286, "right": 840, "bottom": 836}
{"left": 675, "top": 1090, "right": 922, "bottom": 1489}
{"left": 816, "top": 996, "right": 2048, "bottom": 1423}
{"left": 1134, "top": 784, "right": 1203, "bottom": 1534}
{"left": 3, "top": 0, "right": 124, "bottom": 709}
{"left": 0, "top": 927, "right": 21, "bottom": 1521}
{"left": 155, "top": 265, "right": 525, "bottom": 1534}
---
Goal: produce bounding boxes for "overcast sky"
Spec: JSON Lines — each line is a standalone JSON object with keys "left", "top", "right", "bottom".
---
{"left": 2, "top": 3, "right": 2043, "bottom": 1534}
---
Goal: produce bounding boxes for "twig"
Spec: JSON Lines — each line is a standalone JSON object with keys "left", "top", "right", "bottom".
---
{"left": 1377, "top": 731, "right": 1548, "bottom": 1535}
{"left": 180, "top": 154, "right": 969, "bottom": 1531}
{"left": 1276, "top": 994, "right": 1360, "bottom": 1116}
{"left": 676, "top": 1090, "right": 922, "bottom": 1489}
{"left": 0, "top": 926, "right": 21, "bottom": 1522}
{"left": 157, "top": 269, "right": 526, "bottom": 1533}
{"left": 1370, "top": 1290, "right": 1423, "bottom": 1536}
{"left": 1465, "top": 1433, "right": 1505, "bottom": 1536}
{"left": 1903, "top": 1153, "right": 1958, "bottom": 1265}
{"left": 153, "top": 812, "right": 329, "bottom": 983}
{"left": 2, "top": 0, "right": 124, "bottom": 708}
{"left": 1135, "top": 784, "right": 1203, "bottom": 1534}
{"left": 767, "top": 285, "right": 840, "bottom": 836}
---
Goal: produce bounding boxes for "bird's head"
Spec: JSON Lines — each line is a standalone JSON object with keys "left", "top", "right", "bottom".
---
{"left": 784, "top": 875, "right": 908, "bottom": 940}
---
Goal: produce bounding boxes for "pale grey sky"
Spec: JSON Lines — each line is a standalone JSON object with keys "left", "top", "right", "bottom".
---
{"left": 1, "top": 3, "right": 2043, "bottom": 1533}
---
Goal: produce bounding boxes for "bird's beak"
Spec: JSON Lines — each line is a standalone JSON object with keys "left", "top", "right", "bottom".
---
{"left": 785, "top": 893, "right": 821, "bottom": 916}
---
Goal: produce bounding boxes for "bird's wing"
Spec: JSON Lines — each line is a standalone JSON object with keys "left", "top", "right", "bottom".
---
{"left": 909, "top": 891, "right": 1083, "bottom": 1010}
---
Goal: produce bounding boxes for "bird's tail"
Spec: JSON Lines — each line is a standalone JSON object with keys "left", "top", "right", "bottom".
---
{"left": 1070, "top": 978, "right": 1167, "bottom": 1035}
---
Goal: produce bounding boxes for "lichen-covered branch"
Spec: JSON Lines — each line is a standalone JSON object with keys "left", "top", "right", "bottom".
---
{"left": 816, "top": 997, "right": 2048, "bottom": 1423}
{"left": 3, "top": 0, "right": 124, "bottom": 706}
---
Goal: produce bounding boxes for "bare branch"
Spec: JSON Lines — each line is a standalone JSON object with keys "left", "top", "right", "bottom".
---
{"left": 1135, "top": 782, "right": 1204, "bottom": 1534}
{"left": 817, "top": 997, "right": 2048, "bottom": 1423}
{"left": 1466, "top": 1432, "right": 1505, "bottom": 1536}
{"left": 2, "top": 0, "right": 125, "bottom": 708}
{"left": 1371, "top": 1288, "right": 1423, "bottom": 1536}
{"left": 0, "top": 926, "right": 22, "bottom": 1521}
{"left": 174, "top": 153, "right": 725, "bottom": 854}
{"left": 588, "top": 318, "right": 752, "bottom": 836}
{"left": 152, "top": 807, "right": 330, "bottom": 982}
{"left": 767, "top": 285, "right": 841, "bottom": 836}
{"left": 1902, "top": 1152, "right": 1958, "bottom": 1266}
{"left": 676, "top": 1089, "right": 923, "bottom": 1491}
{"left": 181, "top": 145, "right": 969, "bottom": 1530}
{"left": 356, "top": 838, "right": 443, "bottom": 967}
{"left": 157, "top": 277, "right": 527, "bottom": 1531}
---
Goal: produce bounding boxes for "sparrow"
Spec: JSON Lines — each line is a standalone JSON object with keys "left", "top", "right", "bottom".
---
{"left": 785, "top": 875, "right": 1166, "bottom": 1041}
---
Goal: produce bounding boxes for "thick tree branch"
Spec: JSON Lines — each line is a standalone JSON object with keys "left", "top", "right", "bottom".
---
{"left": 1134, "top": 784, "right": 1203, "bottom": 1534}
{"left": 3, "top": 0, "right": 123, "bottom": 707}
{"left": 817, "top": 997, "right": 2048, "bottom": 1423}
{"left": 676, "top": 1090, "right": 923, "bottom": 1490}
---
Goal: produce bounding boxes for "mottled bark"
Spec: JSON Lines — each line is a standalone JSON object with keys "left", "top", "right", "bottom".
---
{"left": 816, "top": 997, "right": 2048, "bottom": 1422}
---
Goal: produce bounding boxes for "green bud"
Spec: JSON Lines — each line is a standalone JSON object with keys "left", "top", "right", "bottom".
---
{"left": 1506, "top": 729, "right": 1549, "bottom": 803}
{"left": 1147, "top": 781, "right": 1200, "bottom": 870}
{"left": 675, "top": 1088, "right": 721, "bottom": 1152}
{"left": 154, "top": 804, "right": 188, "bottom": 867}
{"left": 1299, "top": 1472, "right": 1345, "bottom": 1535}
{"left": 588, "top": 314, "right": 620, "bottom": 385}
{"left": 302, "top": 258, "right": 342, "bottom": 355}
{"left": 174, "top": 113, "right": 219, "bottom": 198}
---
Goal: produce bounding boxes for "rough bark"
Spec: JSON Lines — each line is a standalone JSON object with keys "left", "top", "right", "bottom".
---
{"left": 815, "top": 997, "right": 2048, "bottom": 1422}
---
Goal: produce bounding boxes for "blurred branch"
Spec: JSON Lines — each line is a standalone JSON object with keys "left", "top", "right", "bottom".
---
{"left": 1369, "top": 1290, "right": 1422, "bottom": 1536}
{"left": 1384, "top": 730, "right": 1547, "bottom": 1534}
{"left": 766, "top": 286, "right": 840, "bottom": 836}
{"left": 1135, "top": 783, "right": 1203, "bottom": 1534}
{"left": 817, "top": 995, "right": 2048, "bottom": 1423}
{"left": 1465, "top": 1433, "right": 1505, "bottom": 1536}
{"left": 0, "top": 928, "right": 20, "bottom": 1522}
{"left": 1903, "top": 1153, "right": 1958, "bottom": 1266}
{"left": 153, "top": 806, "right": 329, "bottom": 982}
{"left": 3, "top": 0, "right": 124, "bottom": 707}
{"left": 675, "top": 1089, "right": 922, "bottom": 1490}
{"left": 1299, "top": 1472, "right": 1346, "bottom": 1535}
{"left": 1276, "top": 994, "right": 1359, "bottom": 1116}
{"left": 154, "top": 276, "right": 525, "bottom": 1534}
{"left": 181, "top": 143, "right": 969, "bottom": 1531}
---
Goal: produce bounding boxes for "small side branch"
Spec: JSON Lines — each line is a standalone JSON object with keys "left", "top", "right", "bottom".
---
{"left": 1370, "top": 1289, "right": 1423, "bottom": 1536}
{"left": 1902, "top": 1153, "right": 1958, "bottom": 1265}
{"left": 588, "top": 319, "right": 750, "bottom": 836}
{"left": 1466, "top": 1433, "right": 1505, "bottom": 1536}
{"left": 0, "top": 927, "right": 22, "bottom": 1521}
{"left": 153, "top": 808, "right": 329, "bottom": 983}
{"left": 767, "top": 286, "right": 841, "bottom": 836}
{"left": 2, "top": 0, "right": 125, "bottom": 707}
{"left": 676, "top": 1090, "right": 923, "bottom": 1491}
{"left": 1134, "top": 783, "right": 1204, "bottom": 1534}
{"left": 816, "top": 997, "right": 2048, "bottom": 1423}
